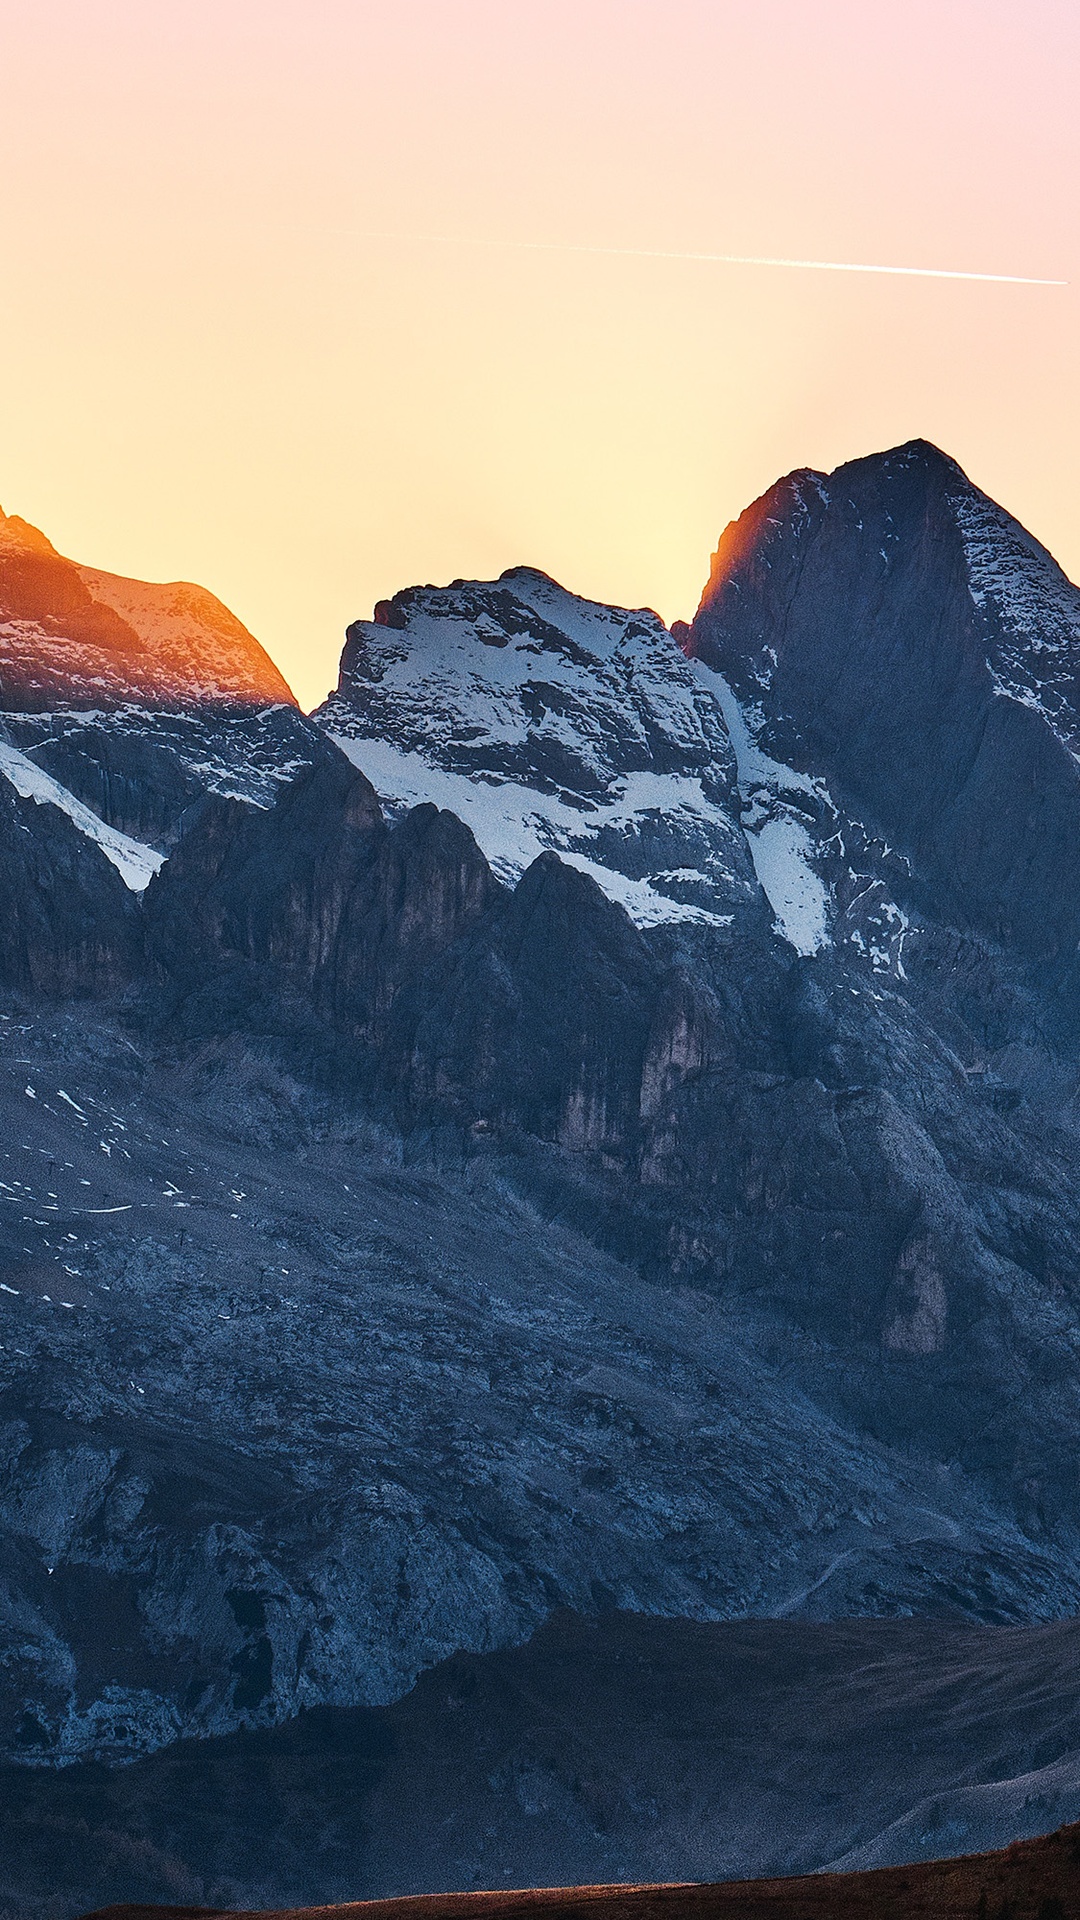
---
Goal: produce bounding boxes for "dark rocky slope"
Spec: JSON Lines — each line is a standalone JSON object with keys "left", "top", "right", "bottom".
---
{"left": 134, "top": 750, "right": 1080, "bottom": 1564}
{"left": 11, "top": 1612, "right": 1080, "bottom": 1916}
{"left": 75, "top": 1822, "right": 1080, "bottom": 1920}
{"left": 7, "top": 1000, "right": 1065, "bottom": 1788}
{"left": 0, "top": 781, "right": 140, "bottom": 994}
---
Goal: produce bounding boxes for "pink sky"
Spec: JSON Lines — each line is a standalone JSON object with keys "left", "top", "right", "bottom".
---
{"left": 2, "top": 0, "right": 1077, "bottom": 706}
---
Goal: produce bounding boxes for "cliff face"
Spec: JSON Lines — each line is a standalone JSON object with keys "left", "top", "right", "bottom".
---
{"left": 144, "top": 756, "right": 501, "bottom": 1034}
{"left": 689, "top": 441, "right": 1080, "bottom": 992}
{"left": 0, "top": 778, "right": 140, "bottom": 994}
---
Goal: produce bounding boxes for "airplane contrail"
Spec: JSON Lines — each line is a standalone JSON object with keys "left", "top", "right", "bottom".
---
{"left": 520, "top": 240, "right": 1067, "bottom": 285}
{"left": 361, "top": 231, "right": 1066, "bottom": 286}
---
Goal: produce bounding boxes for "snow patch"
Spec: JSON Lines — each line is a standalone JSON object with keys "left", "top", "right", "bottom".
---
{"left": 696, "top": 664, "right": 821, "bottom": 800}
{"left": 691, "top": 662, "right": 831, "bottom": 954}
{"left": 952, "top": 483, "right": 1080, "bottom": 748}
{"left": 330, "top": 735, "right": 729, "bottom": 927}
{"left": 0, "top": 741, "right": 164, "bottom": 891}
{"left": 748, "top": 818, "right": 830, "bottom": 958}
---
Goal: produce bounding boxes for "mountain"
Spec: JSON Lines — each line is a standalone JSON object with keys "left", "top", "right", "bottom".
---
{"left": 0, "top": 507, "right": 295, "bottom": 711}
{"left": 6, "top": 450, "right": 1080, "bottom": 1905}
{"left": 316, "top": 567, "right": 759, "bottom": 929}
{"left": 0, "top": 506, "right": 325, "bottom": 857}
{"left": 687, "top": 441, "right": 1080, "bottom": 1046}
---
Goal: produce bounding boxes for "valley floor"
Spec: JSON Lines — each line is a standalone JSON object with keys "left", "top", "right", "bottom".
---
{"left": 78, "top": 1814, "right": 1080, "bottom": 1920}
{"left": 8, "top": 1611, "right": 1080, "bottom": 1918}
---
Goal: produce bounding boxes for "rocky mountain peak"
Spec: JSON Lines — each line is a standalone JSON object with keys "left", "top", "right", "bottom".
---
{"left": 0, "top": 504, "right": 297, "bottom": 713}
{"left": 689, "top": 440, "right": 1080, "bottom": 990}
{"left": 0, "top": 506, "right": 63, "bottom": 558}
{"left": 318, "top": 566, "right": 758, "bottom": 929}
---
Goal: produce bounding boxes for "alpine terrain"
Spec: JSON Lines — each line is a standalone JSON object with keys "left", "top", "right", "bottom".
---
{"left": 4, "top": 448, "right": 1080, "bottom": 1913}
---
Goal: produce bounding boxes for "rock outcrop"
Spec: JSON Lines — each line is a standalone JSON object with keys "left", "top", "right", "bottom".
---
{"left": 317, "top": 566, "right": 757, "bottom": 927}
{"left": 688, "top": 440, "right": 1080, "bottom": 1027}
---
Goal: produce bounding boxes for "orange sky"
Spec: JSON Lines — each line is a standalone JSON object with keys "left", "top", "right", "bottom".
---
{"left": 1, "top": 0, "right": 1077, "bottom": 709}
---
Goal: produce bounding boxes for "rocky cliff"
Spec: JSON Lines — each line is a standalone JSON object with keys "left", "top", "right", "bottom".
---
{"left": 687, "top": 440, "right": 1080, "bottom": 1035}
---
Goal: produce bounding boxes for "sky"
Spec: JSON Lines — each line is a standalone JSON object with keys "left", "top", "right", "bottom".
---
{"left": 1, "top": 0, "right": 1078, "bottom": 709}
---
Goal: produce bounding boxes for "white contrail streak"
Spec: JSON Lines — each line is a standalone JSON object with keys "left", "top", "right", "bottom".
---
{"left": 522, "top": 240, "right": 1067, "bottom": 285}
{"left": 360, "top": 231, "right": 1066, "bottom": 286}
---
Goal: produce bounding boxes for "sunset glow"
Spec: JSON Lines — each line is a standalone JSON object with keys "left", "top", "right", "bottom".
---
{"left": 1, "top": 0, "right": 1077, "bottom": 708}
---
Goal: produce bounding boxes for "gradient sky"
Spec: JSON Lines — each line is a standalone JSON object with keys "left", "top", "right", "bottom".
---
{"left": 2, "top": 0, "right": 1078, "bottom": 708}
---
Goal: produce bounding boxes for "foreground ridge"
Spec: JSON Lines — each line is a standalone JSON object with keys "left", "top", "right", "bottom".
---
{"left": 76, "top": 1820, "right": 1080, "bottom": 1920}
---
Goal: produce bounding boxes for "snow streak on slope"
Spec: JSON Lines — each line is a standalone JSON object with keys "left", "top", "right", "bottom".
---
{"left": 318, "top": 568, "right": 759, "bottom": 928}
{"left": 690, "top": 661, "right": 831, "bottom": 955}
{"left": 332, "top": 736, "right": 732, "bottom": 927}
{"left": 0, "top": 740, "right": 163, "bottom": 889}
{"left": 950, "top": 483, "right": 1080, "bottom": 751}
{"left": 0, "top": 704, "right": 323, "bottom": 856}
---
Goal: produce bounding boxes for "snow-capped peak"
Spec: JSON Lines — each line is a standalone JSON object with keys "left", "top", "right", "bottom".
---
{"left": 317, "top": 568, "right": 760, "bottom": 929}
{"left": 0, "top": 504, "right": 297, "bottom": 712}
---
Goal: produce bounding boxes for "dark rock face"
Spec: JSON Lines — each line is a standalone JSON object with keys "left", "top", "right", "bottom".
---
{"left": 689, "top": 441, "right": 1080, "bottom": 994}
{"left": 144, "top": 756, "right": 501, "bottom": 1036}
{"left": 0, "top": 782, "right": 138, "bottom": 993}
{"left": 393, "top": 853, "right": 666, "bottom": 1154}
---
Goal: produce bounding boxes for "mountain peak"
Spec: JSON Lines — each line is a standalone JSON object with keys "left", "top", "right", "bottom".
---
{"left": 317, "top": 566, "right": 755, "bottom": 928}
{"left": 690, "top": 439, "right": 1080, "bottom": 974}
{"left": 829, "top": 436, "right": 971, "bottom": 498}
{"left": 852, "top": 435, "right": 962, "bottom": 470}
{"left": 0, "top": 505, "right": 296, "bottom": 712}
{"left": 0, "top": 506, "right": 62, "bottom": 559}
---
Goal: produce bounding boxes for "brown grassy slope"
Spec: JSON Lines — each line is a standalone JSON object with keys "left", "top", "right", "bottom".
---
{"left": 79, "top": 1819, "right": 1080, "bottom": 1920}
